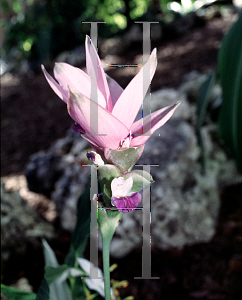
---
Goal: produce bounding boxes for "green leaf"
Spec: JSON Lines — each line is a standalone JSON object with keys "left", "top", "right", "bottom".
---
{"left": 65, "top": 180, "right": 91, "bottom": 267}
{"left": 196, "top": 70, "right": 217, "bottom": 169}
{"left": 197, "top": 71, "right": 217, "bottom": 129}
{"left": 42, "top": 239, "right": 59, "bottom": 268}
{"left": 63, "top": 180, "right": 92, "bottom": 300}
{"left": 77, "top": 258, "right": 105, "bottom": 298}
{"left": 35, "top": 278, "right": 49, "bottom": 300}
{"left": 1, "top": 284, "right": 36, "bottom": 300}
{"left": 45, "top": 265, "right": 70, "bottom": 284}
{"left": 218, "top": 12, "right": 242, "bottom": 172}
{"left": 45, "top": 265, "right": 84, "bottom": 286}
{"left": 42, "top": 240, "right": 73, "bottom": 300}
{"left": 71, "top": 277, "right": 86, "bottom": 300}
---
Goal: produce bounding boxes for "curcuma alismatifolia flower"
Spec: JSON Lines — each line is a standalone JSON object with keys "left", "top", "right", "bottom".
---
{"left": 111, "top": 176, "right": 142, "bottom": 212}
{"left": 42, "top": 36, "right": 180, "bottom": 156}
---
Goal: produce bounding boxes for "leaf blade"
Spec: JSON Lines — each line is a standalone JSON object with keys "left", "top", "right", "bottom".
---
{"left": 1, "top": 284, "right": 36, "bottom": 300}
{"left": 218, "top": 12, "right": 242, "bottom": 172}
{"left": 196, "top": 70, "right": 217, "bottom": 169}
{"left": 42, "top": 240, "right": 73, "bottom": 300}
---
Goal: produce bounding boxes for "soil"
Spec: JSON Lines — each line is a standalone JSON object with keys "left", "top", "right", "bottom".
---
{"left": 1, "top": 11, "right": 242, "bottom": 300}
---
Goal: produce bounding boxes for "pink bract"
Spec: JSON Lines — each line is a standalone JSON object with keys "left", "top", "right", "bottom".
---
{"left": 42, "top": 36, "right": 180, "bottom": 153}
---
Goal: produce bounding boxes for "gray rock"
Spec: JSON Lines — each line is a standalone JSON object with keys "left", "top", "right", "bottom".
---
{"left": 11, "top": 277, "right": 33, "bottom": 293}
{"left": 1, "top": 183, "right": 55, "bottom": 263}
{"left": 25, "top": 129, "right": 88, "bottom": 197}
{"left": 24, "top": 87, "right": 242, "bottom": 256}
{"left": 25, "top": 151, "right": 62, "bottom": 197}
{"left": 142, "top": 88, "right": 191, "bottom": 122}
{"left": 109, "top": 115, "right": 242, "bottom": 257}
{"left": 25, "top": 128, "right": 90, "bottom": 231}
{"left": 108, "top": 91, "right": 241, "bottom": 257}
{"left": 51, "top": 163, "right": 90, "bottom": 231}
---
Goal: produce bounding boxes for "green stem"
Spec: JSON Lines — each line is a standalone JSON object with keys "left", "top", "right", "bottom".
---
{"left": 102, "top": 234, "right": 112, "bottom": 300}
{"left": 98, "top": 209, "right": 123, "bottom": 300}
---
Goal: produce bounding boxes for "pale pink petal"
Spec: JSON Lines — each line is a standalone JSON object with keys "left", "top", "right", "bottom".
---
{"left": 130, "top": 102, "right": 181, "bottom": 147}
{"left": 106, "top": 74, "right": 123, "bottom": 107}
{"left": 41, "top": 65, "right": 67, "bottom": 102}
{"left": 112, "top": 48, "right": 157, "bottom": 129}
{"left": 85, "top": 36, "right": 113, "bottom": 112}
{"left": 54, "top": 62, "right": 106, "bottom": 108}
{"left": 67, "top": 89, "right": 129, "bottom": 149}
{"left": 111, "top": 177, "right": 133, "bottom": 198}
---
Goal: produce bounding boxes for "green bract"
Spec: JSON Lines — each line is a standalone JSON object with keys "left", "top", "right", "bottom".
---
{"left": 104, "top": 145, "right": 145, "bottom": 173}
{"left": 98, "top": 209, "right": 123, "bottom": 237}
{"left": 98, "top": 164, "right": 121, "bottom": 203}
{"left": 123, "top": 170, "right": 154, "bottom": 193}
{"left": 98, "top": 164, "right": 121, "bottom": 186}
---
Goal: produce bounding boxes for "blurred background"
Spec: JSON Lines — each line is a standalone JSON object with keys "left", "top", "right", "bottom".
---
{"left": 1, "top": 0, "right": 242, "bottom": 299}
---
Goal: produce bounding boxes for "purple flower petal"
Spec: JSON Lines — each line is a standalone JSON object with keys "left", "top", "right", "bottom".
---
{"left": 111, "top": 192, "right": 142, "bottom": 213}
{"left": 86, "top": 152, "right": 95, "bottom": 161}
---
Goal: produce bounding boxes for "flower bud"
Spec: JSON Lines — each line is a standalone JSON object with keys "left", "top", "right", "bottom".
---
{"left": 87, "top": 151, "right": 104, "bottom": 166}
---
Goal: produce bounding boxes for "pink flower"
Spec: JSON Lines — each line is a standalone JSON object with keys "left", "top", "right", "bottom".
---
{"left": 42, "top": 36, "right": 180, "bottom": 153}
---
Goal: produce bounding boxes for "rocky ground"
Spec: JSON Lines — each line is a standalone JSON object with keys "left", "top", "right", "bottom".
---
{"left": 1, "top": 9, "right": 242, "bottom": 300}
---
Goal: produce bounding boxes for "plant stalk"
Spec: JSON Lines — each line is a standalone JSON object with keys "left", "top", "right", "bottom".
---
{"left": 98, "top": 209, "right": 123, "bottom": 300}
{"left": 102, "top": 233, "right": 112, "bottom": 300}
